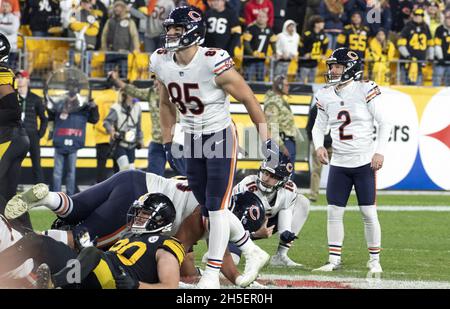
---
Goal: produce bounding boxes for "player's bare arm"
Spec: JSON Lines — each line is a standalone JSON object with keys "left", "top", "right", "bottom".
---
{"left": 138, "top": 249, "right": 180, "bottom": 289}
{"left": 159, "top": 80, "right": 177, "bottom": 144}
{"left": 316, "top": 146, "right": 329, "bottom": 165}
{"left": 215, "top": 68, "right": 270, "bottom": 142}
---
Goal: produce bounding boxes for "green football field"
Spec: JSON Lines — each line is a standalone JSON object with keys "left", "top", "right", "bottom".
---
{"left": 30, "top": 194, "right": 450, "bottom": 286}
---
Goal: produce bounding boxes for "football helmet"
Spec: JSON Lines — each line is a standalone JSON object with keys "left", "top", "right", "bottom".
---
{"left": 127, "top": 193, "right": 176, "bottom": 234}
{"left": 162, "top": 6, "right": 206, "bottom": 51}
{"left": 325, "top": 47, "right": 362, "bottom": 85}
{"left": 257, "top": 154, "right": 294, "bottom": 194}
{"left": 0, "top": 33, "right": 11, "bottom": 63}
{"left": 231, "top": 191, "right": 266, "bottom": 233}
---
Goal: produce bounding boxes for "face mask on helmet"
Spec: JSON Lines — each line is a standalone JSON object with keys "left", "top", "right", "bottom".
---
{"left": 162, "top": 6, "right": 205, "bottom": 51}
{"left": 127, "top": 193, "right": 176, "bottom": 234}
{"left": 325, "top": 48, "right": 362, "bottom": 86}
{"left": 256, "top": 156, "right": 293, "bottom": 194}
{"left": 257, "top": 168, "right": 286, "bottom": 194}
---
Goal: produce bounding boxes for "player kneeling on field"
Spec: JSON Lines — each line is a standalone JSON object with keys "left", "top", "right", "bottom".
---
{"left": 37, "top": 193, "right": 185, "bottom": 289}
{"left": 204, "top": 155, "right": 310, "bottom": 267}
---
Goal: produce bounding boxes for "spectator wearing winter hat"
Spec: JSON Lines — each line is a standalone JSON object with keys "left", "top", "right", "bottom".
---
{"left": 274, "top": 19, "right": 299, "bottom": 77}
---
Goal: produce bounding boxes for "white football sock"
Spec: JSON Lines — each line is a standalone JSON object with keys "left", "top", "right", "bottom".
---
{"left": 328, "top": 205, "right": 345, "bottom": 264}
{"left": 291, "top": 193, "right": 310, "bottom": 235}
{"left": 227, "top": 208, "right": 253, "bottom": 252}
{"left": 360, "top": 205, "right": 381, "bottom": 261}
{"left": 116, "top": 155, "right": 130, "bottom": 171}
{"left": 206, "top": 209, "right": 230, "bottom": 273}
{"left": 42, "top": 192, "right": 73, "bottom": 218}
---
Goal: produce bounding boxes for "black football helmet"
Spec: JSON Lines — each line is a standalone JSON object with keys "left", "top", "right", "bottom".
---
{"left": 231, "top": 191, "right": 266, "bottom": 233}
{"left": 162, "top": 6, "right": 206, "bottom": 51}
{"left": 257, "top": 154, "right": 294, "bottom": 194}
{"left": 127, "top": 193, "right": 176, "bottom": 234}
{"left": 325, "top": 47, "right": 362, "bottom": 85}
{"left": 0, "top": 33, "right": 11, "bottom": 63}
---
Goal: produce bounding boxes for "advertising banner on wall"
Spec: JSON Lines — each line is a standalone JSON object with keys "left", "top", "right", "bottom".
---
{"left": 375, "top": 87, "right": 450, "bottom": 190}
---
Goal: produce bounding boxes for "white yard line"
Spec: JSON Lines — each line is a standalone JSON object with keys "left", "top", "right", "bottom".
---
{"left": 309, "top": 206, "right": 450, "bottom": 211}
{"left": 30, "top": 205, "right": 450, "bottom": 212}
{"left": 255, "top": 274, "right": 450, "bottom": 289}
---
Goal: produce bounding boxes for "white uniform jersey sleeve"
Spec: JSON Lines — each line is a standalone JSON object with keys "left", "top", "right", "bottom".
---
{"left": 314, "top": 81, "right": 389, "bottom": 167}
{"left": 233, "top": 176, "right": 297, "bottom": 217}
{"left": 312, "top": 92, "right": 329, "bottom": 150}
{"left": 364, "top": 81, "right": 392, "bottom": 155}
{"left": 0, "top": 216, "right": 34, "bottom": 279}
{"left": 145, "top": 173, "right": 198, "bottom": 236}
{"left": 150, "top": 46, "right": 233, "bottom": 134}
{"left": 207, "top": 48, "right": 235, "bottom": 77}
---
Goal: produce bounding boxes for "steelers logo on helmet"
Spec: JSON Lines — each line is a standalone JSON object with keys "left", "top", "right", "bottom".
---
{"left": 162, "top": 6, "right": 206, "bottom": 51}
{"left": 325, "top": 47, "right": 363, "bottom": 86}
{"left": 127, "top": 193, "right": 176, "bottom": 234}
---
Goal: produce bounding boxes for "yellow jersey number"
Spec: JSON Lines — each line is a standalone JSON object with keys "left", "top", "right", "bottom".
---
{"left": 446, "top": 36, "right": 450, "bottom": 54}
{"left": 109, "top": 238, "right": 147, "bottom": 266}
{"left": 349, "top": 34, "right": 366, "bottom": 51}
{"left": 311, "top": 41, "right": 322, "bottom": 59}
{"left": 409, "top": 33, "right": 427, "bottom": 51}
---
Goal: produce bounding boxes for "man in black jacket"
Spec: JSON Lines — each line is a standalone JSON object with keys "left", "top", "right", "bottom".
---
{"left": 16, "top": 70, "right": 48, "bottom": 184}
{"left": 306, "top": 102, "right": 332, "bottom": 202}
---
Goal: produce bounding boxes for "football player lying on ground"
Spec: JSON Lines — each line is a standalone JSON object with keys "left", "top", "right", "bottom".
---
{"left": 5, "top": 170, "right": 199, "bottom": 249}
{"left": 201, "top": 154, "right": 310, "bottom": 267}
{"left": 36, "top": 193, "right": 185, "bottom": 289}
{"left": 4, "top": 170, "right": 269, "bottom": 287}
{"left": 0, "top": 193, "right": 183, "bottom": 289}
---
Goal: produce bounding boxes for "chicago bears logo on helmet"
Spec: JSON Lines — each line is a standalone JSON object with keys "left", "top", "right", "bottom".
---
{"left": 188, "top": 10, "right": 202, "bottom": 22}
{"left": 231, "top": 191, "right": 266, "bottom": 233}
{"left": 325, "top": 47, "right": 363, "bottom": 85}
{"left": 162, "top": 6, "right": 206, "bottom": 51}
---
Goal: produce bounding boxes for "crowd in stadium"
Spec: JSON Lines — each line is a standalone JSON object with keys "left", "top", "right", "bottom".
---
{"left": 0, "top": 0, "right": 449, "bottom": 85}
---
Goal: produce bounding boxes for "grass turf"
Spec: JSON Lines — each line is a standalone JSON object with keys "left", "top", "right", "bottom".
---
{"left": 30, "top": 194, "right": 450, "bottom": 283}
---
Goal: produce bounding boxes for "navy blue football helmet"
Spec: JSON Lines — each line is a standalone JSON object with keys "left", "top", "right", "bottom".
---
{"left": 231, "top": 191, "right": 266, "bottom": 233}
{"left": 325, "top": 47, "right": 362, "bottom": 85}
{"left": 162, "top": 6, "right": 206, "bottom": 51}
{"left": 257, "top": 154, "right": 294, "bottom": 194}
{"left": 127, "top": 193, "right": 176, "bottom": 234}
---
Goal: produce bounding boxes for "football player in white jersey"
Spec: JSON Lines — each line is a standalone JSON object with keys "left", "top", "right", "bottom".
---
{"left": 311, "top": 47, "right": 392, "bottom": 274}
{"left": 230, "top": 155, "right": 310, "bottom": 267}
{"left": 5, "top": 170, "right": 199, "bottom": 249}
{"left": 152, "top": 6, "right": 276, "bottom": 288}
{"left": 0, "top": 215, "right": 35, "bottom": 287}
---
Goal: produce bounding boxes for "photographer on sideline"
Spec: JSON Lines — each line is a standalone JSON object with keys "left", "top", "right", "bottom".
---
{"left": 103, "top": 90, "right": 143, "bottom": 171}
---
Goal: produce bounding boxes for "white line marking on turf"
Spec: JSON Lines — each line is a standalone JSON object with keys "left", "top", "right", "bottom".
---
{"left": 257, "top": 274, "right": 450, "bottom": 289}
{"left": 30, "top": 205, "right": 450, "bottom": 212}
{"left": 310, "top": 206, "right": 450, "bottom": 211}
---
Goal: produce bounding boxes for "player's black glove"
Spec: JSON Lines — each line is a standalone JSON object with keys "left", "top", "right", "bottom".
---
{"left": 115, "top": 266, "right": 139, "bottom": 289}
{"left": 163, "top": 142, "right": 186, "bottom": 176}
{"left": 261, "top": 139, "right": 280, "bottom": 158}
{"left": 280, "top": 231, "right": 298, "bottom": 243}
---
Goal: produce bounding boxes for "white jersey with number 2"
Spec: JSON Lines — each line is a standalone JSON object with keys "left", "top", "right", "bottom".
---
{"left": 312, "top": 80, "right": 392, "bottom": 168}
